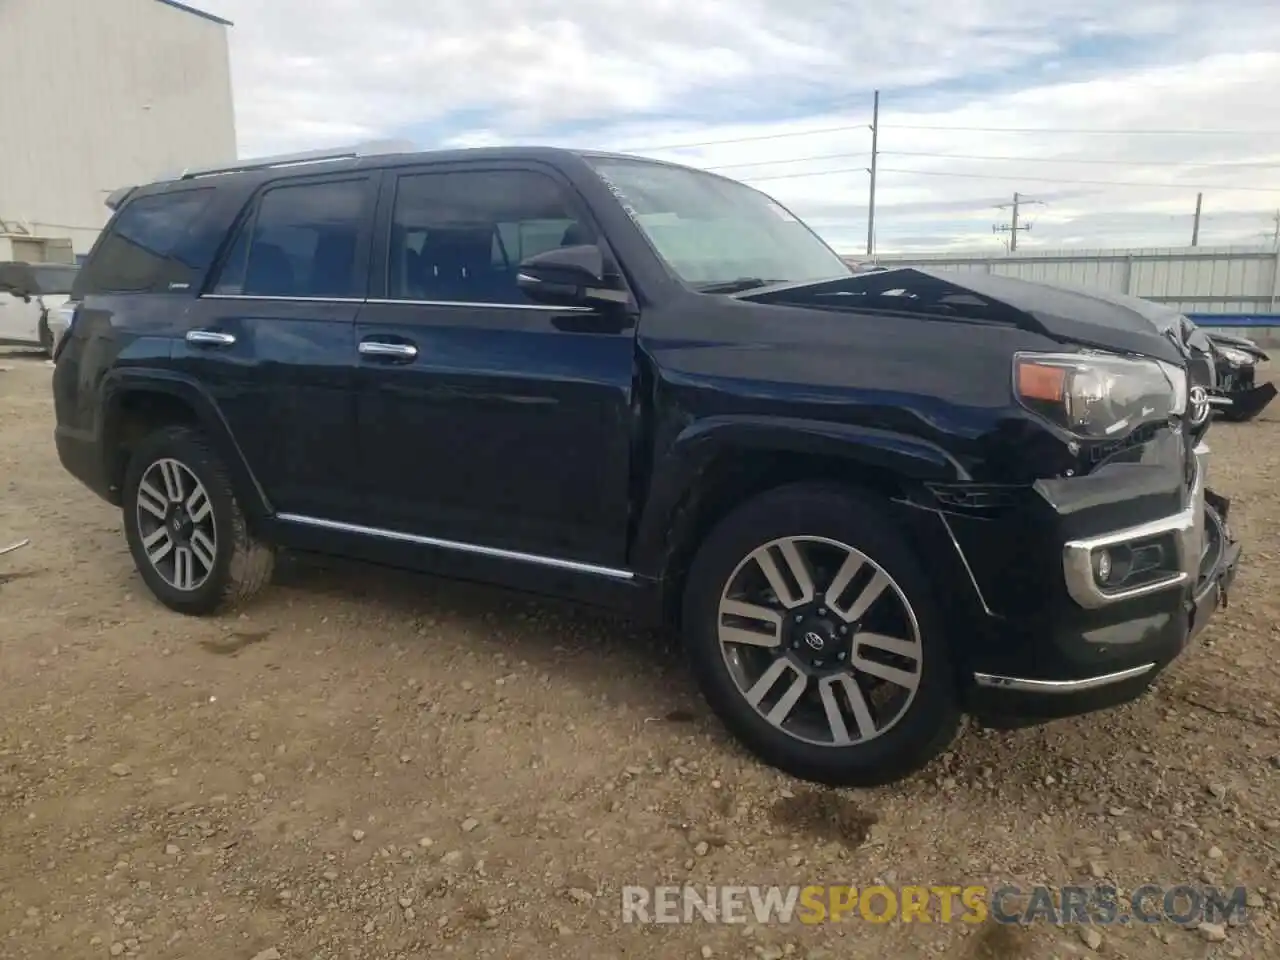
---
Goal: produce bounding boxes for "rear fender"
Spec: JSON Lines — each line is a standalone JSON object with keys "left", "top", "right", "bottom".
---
{"left": 100, "top": 368, "right": 272, "bottom": 526}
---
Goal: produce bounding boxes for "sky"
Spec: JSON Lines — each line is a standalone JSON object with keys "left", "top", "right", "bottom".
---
{"left": 193, "top": 0, "right": 1280, "bottom": 256}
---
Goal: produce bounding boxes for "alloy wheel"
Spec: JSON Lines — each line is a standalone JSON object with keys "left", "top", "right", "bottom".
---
{"left": 134, "top": 458, "right": 217, "bottom": 592}
{"left": 717, "top": 535, "right": 923, "bottom": 747}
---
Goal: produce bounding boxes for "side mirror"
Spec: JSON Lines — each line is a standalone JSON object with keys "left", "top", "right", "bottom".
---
{"left": 517, "top": 245, "right": 623, "bottom": 306}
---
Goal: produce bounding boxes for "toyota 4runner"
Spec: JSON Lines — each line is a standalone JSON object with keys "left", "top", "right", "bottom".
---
{"left": 52, "top": 143, "right": 1242, "bottom": 786}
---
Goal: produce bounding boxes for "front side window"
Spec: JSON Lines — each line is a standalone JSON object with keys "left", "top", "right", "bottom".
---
{"left": 585, "top": 158, "right": 850, "bottom": 290}
{"left": 83, "top": 188, "right": 214, "bottom": 293}
{"left": 386, "top": 169, "right": 592, "bottom": 304}
{"left": 213, "top": 178, "right": 368, "bottom": 298}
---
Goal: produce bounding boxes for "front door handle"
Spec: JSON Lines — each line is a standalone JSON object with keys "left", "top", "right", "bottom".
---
{"left": 359, "top": 340, "right": 418, "bottom": 361}
{"left": 186, "top": 329, "right": 236, "bottom": 347}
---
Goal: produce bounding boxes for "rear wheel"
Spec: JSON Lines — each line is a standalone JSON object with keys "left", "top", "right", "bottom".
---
{"left": 122, "top": 426, "right": 275, "bottom": 615}
{"left": 682, "top": 483, "right": 960, "bottom": 786}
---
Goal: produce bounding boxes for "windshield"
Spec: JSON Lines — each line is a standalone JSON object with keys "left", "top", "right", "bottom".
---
{"left": 585, "top": 157, "right": 851, "bottom": 290}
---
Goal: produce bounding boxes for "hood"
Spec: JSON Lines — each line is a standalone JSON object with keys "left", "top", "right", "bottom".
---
{"left": 735, "top": 267, "right": 1194, "bottom": 366}
{"left": 1206, "top": 330, "right": 1269, "bottom": 361}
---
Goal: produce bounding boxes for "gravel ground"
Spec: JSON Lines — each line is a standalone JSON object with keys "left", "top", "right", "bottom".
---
{"left": 2, "top": 351, "right": 1279, "bottom": 960}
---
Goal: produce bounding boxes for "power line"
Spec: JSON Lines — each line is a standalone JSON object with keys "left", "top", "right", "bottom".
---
{"left": 618, "top": 123, "right": 1280, "bottom": 154}
{"left": 881, "top": 150, "right": 1280, "bottom": 168}
{"left": 883, "top": 125, "right": 1280, "bottom": 136}
{"left": 617, "top": 124, "right": 867, "bottom": 153}
{"left": 705, "top": 152, "right": 865, "bottom": 170}
{"left": 738, "top": 164, "right": 1280, "bottom": 192}
{"left": 706, "top": 150, "right": 1280, "bottom": 171}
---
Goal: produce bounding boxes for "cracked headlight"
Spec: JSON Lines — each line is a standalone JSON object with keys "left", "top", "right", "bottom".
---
{"left": 1013, "top": 352, "right": 1186, "bottom": 439}
{"left": 1217, "top": 346, "right": 1255, "bottom": 366}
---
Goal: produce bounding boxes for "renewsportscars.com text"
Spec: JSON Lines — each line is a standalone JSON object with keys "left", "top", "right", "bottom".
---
{"left": 621, "top": 884, "right": 1248, "bottom": 926}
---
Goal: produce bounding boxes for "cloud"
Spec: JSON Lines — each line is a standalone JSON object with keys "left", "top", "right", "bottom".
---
{"left": 196, "top": 0, "right": 1280, "bottom": 252}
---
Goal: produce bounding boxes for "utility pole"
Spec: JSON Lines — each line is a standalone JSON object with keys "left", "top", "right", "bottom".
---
{"left": 1271, "top": 210, "right": 1280, "bottom": 249}
{"left": 866, "top": 89, "right": 879, "bottom": 257}
{"left": 993, "top": 192, "right": 1043, "bottom": 252}
{"left": 1191, "top": 193, "right": 1202, "bottom": 246}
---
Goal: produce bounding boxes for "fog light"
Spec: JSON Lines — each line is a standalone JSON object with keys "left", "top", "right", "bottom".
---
{"left": 1129, "top": 543, "right": 1164, "bottom": 577}
{"left": 1093, "top": 550, "right": 1112, "bottom": 583}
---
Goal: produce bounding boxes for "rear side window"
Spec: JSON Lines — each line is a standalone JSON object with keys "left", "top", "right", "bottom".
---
{"left": 212, "top": 179, "right": 368, "bottom": 299}
{"left": 80, "top": 188, "right": 214, "bottom": 294}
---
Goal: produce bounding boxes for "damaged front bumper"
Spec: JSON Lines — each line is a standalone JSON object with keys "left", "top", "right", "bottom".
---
{"left": 1215, "top": 381, "right": 1277, "bottom": 422}
{"left": 939, "top": 434, "right": 1242, "bottom": 724}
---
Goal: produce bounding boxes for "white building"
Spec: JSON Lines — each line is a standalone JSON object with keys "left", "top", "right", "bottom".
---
{"left": 0, "top": 0, "right": 236, "bottom": 262}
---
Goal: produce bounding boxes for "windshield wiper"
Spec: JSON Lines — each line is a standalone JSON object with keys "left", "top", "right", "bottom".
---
{"left": 695, "top": 277, "right": 775, "bottom": 294}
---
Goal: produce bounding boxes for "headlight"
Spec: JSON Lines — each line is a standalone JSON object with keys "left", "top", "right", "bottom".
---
{"left": 1013, "top": 352, "right": 1186, "bottom": 439}
{"left": 1217, "top": 346, "right": 1255, "bottom": 366}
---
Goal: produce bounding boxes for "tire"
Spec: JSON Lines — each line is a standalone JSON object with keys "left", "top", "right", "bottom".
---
{"left": 122, "top": 425, "right": 275, "bottom": 615}
{"left": 681, "top": 482, "right": 960, "bottom": 787}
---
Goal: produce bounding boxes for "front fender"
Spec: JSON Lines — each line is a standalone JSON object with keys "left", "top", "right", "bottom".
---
{"left": 100, "top": 367, "right": 272, "bottom": 525}
{"left": 631, "top": 414, "right": 969, "bottom": 578}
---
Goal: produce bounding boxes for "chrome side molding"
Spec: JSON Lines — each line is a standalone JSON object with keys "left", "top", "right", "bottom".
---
{"left": 275, "top": 513, "right": 635, "bottom": 581}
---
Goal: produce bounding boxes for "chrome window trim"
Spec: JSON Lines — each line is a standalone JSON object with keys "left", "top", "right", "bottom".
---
{"left": 366, "top": 298, "right": 594, "bottom": 312}
{"left": 199, "top": 293, "right": 593, "bottom": 312}
{"left": 201, "top": 294, "right": 366, "bottom": 303}
{"left": 275, "top": 513, "right": 634, "bottom": 581}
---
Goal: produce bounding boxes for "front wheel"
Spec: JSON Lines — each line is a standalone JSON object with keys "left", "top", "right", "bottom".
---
{"left": 122, "top": 426, "right": 276, "bottom": 615}
{"left": 681, "top": 483, "right": 960, "bottom": 786}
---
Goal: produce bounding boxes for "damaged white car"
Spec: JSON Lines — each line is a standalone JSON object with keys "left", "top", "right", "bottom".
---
{"left": 0, "top": 261, "right": 78, "bottom": 356}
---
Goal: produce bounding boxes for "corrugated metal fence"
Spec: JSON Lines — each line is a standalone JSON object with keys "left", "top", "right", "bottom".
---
{"left": 849, "top": 245, "right": 1280, "bottom": 342}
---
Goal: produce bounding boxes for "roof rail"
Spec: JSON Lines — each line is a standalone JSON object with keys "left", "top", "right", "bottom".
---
{"left": 156, "top": 139, "right": 418, "bottom": 183}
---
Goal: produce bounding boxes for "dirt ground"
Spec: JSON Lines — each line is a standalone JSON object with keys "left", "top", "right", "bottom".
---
{"left": 2, "top": 351, "right": 1279, "bottom": 960}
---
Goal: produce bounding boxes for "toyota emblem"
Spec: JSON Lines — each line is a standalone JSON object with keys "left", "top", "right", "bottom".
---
{"left": 803, "top": 631, "right": 826, "bottom": 651}
{"left": 1188, "top": 385, "right": 1210, "bottom": 426}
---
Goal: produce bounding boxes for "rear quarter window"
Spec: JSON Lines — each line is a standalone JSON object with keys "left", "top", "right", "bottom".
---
{"left": 77, "top": 187, "right": 216, "bottom": 296}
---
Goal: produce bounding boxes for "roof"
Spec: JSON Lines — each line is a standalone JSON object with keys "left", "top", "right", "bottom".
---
{"left": 153, "top": 0, "right": 233, "bottom": 27}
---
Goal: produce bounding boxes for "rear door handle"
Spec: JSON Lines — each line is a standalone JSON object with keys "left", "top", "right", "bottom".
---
{"left": 186, "top": 329, "right": 236, "bottom": 347}
{"left": 359, "top": 340, "right": 418, "bottom": 361}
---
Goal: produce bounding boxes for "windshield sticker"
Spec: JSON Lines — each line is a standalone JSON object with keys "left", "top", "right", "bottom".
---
{"left": 595, "top": 172, "right": 644, "bottom": 225}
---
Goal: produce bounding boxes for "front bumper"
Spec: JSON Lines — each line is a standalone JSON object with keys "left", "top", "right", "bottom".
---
{"left": 1216, "top": 381, "right": 1277, "bottom": 421}
{"left": 1060, "top": 440, "right": 1209, "bottom": 609}
{"left": 938, "top": 435, "right": 1241, "bottom": 724}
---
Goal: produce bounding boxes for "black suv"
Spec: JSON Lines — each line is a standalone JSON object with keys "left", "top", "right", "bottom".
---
{"left": 52, "top": 143, "right": 1242, "bottom": 786}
